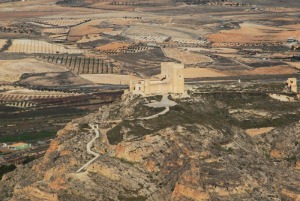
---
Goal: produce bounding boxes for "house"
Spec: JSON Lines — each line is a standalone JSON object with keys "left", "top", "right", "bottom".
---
{"left": 287, "top": 38, "right": 298, "bottom": 43}
{"left": 130, "top": 62, "right": 185, "bottom": 95}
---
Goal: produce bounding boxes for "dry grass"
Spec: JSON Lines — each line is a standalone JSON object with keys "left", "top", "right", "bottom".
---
{"left": 163, "top": 48, "right": 213, "bottom": 65}
{"left": 246, "top": 127, "right": 274, "bottom": 136}
{"left": 80, "top": 74, "right": 139, "bottom": 85}
{"left": 184, "top": 68, "right": 227, "bottom": 78}
{"left": 0, "top": 58, "right": 67, "bottom": 83}
{"left": 239, "top": 66, "right": 298, "bottom": 75}
{"left": 269, "top": 94, "right": 296, "bottom": 102}
{"left": 286, "top": 62, "right": 300, "bottom": 70}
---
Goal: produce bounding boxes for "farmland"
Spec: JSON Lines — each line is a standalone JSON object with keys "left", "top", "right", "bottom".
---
{"left": 33, "top": 18, "right": 90, "bottom": 27}
{"left": 163, "top": 48, "right": 213, "bottom": 65}
{"left": 35, "top": 55, "right": 118, "bottom": 74}
{"left": 0, "top": 87, "right": 123, "bottom": 142}
{"left": 0, "top": 39, "right": 8, "bottom": 50}
{"left": 0, "top": 58, "right": 68, "bottom": 84}
{"left": 43, "top": 28, "right": 69, "bottom": 34}
{"left": 6, "top": 39, "right": 84, "bottom": 54}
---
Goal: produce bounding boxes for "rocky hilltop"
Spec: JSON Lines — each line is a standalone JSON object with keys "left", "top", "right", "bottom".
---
{"left": 1, "top": 83, "right": 300, "bottom": 201}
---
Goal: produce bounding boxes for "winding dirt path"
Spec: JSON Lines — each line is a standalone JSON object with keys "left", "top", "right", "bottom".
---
{"left": 76, "top": 124, "right": 100, "bottom": 173}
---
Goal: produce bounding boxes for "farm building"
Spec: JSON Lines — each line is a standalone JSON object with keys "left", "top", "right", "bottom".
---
{"left": 8, "top": 142, "right": 31, "bottom": 151}
{"left": 130, "top": 62, "right": 185, "bottom": 95}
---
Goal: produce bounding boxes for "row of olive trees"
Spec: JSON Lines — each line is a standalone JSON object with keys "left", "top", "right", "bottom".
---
{"left": 0, "top": 39, "right": 12, "bottom": 52}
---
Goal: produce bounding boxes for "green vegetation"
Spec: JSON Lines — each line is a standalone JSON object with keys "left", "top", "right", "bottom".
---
{"left": 0, "top": 164, "right": 16, "bottom": 180}
{"left": 0, "top": 130, "right": 57, "bottom": 143}
{"left": 197, "top": 92, "right": 300, "bottom": 129}
{"left": 203, "top": 92, "right": 300, "bottom": 112}
{"left": 230, "top": 113, "right": 300, "bottom": 129}
{"left": 0, "top": 105, "right": 24, "bottom": 113}
{"left": 285, "top": 155, "right": 297, "bottom": 165}
{"left": 79, "top": 123, "right": 90, "bottom": 130}
{"left": 108, "top": 89, "right": 300, "bottom": 145}
{"left": 107, "top": 120, "right": 154, "bottom": 145}
{"left": 118, "top": 157, "right": 136, "bottom": 166}
{"left": 0, "top": 107, "right": 87, "bottom": 120}
{"left": 107, "top": 99, "right": 231, "bottom": 146}
{"left": 107, "top": 123, "right": 124, "bottom": 145}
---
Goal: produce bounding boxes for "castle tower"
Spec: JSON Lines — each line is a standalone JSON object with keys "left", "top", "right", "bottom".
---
{"left": 286, "top": 78, "right": 298, "bottom": 93}
{"left": 161, "top": 62, "right": 184, "bottom": 94}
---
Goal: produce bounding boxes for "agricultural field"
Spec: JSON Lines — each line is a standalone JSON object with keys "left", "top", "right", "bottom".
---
{"left": 208, "top": 23, "right": 300, "bottom": 47}
{"left": 163, "top": 48, "right": 213, "bottom": 65}
{"left": 17, "top": 71, "right": 93, "bottom": 87}
{"left": 0, "top": 39, "right": 8, "bottom": 50}
{"left": 6, "top": 39, "right": 84, "bottom": 54}
{"left": 42, "top": 28, "right": 69, "bottom": 34}
{"left": 80, "top": 74, "right": 137, "bottom": 85}
{"left": 123, "top": 25, "right": 200, "bottom": 40}
{"left": 48, "top": 34, "right": 67, "bottom": 42}
{"left": 0, "top": 88, "right": 81, "bottom": 102}
{"left": 0, "top": 58, "right": 68, "bottom": 83}
{"left": 125, "top": 34, "right": 169, "bottom": 43}
{"left": 0, "top": 84, "right": 123, "bottom": 142}
{"left": 77, "top": 34, "right": 103, "bottom": 44}
{"left": 67, "top": 19, "right": 115, "bottom": 42}
{"left": 183, "top": 67, "right": 227, "bottom": 78}
{"left": 95, "top": 42, "right": 132, "bottom": 52}
{"left": 170, "top": 38, "right": 206, "bottom": 45}
{"left": 35, "top": 55, "right": 118, "bottom": 75}
{"left": 34, "top": 19, "right": 90, "bottom": 27}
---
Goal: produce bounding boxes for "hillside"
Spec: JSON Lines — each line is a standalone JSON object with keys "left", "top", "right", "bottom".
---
{"left": 1, "top": 82, "right": 300, "bottom": 201}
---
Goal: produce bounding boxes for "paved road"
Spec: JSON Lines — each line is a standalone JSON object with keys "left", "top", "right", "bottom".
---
{"left": 76, "top": 124, "right": 100, "bottom": 173}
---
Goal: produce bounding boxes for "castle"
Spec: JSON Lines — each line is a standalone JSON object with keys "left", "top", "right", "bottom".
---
{"left": 130, "top": 62, "right": 184, "bottom": 95}
{"left": 286, "top": 78, "right": 298, "bottom": 93}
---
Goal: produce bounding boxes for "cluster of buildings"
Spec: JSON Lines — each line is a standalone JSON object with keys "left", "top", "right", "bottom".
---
{"left": 1, "top": 142, "right": 31, "bottom": 151}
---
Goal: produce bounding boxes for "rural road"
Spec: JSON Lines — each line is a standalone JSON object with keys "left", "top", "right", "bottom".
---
{"left": 76, "top": 124, "right": 100, "bottom": 173}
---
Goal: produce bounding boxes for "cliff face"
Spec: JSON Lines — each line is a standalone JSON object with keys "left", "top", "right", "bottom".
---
{"left": 1, "top": 91, "right": 300, "bottom": 201}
